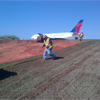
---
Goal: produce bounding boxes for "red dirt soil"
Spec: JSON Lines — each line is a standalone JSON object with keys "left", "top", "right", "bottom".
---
{"left": 0, "top": 38, "right": 86, "bottom": 63}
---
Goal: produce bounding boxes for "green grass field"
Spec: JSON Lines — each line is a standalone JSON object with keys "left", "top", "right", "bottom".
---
{"left": 1, "top": 40, "right": 100, "bottom": 100}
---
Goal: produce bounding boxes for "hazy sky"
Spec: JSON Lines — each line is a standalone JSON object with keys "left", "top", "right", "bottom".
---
{"left": 0, "top": 1, "right": 100, "bottom": 39}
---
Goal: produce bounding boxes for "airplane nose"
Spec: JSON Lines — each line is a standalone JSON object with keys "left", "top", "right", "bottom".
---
{"left": 31, "top": 36, "right": 35, "bottom": 39}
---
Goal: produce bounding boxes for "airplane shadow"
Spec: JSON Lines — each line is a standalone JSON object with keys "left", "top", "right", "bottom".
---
{"left": 47, "top": 56, "right": 64, "bottom": 60}
{"left": 0, "top": 69, "right": 17, "bottom": 81}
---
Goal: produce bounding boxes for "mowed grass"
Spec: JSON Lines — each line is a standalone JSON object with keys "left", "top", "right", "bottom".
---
{"left": 0, "top": 40, "right": 100, "bottom": 99}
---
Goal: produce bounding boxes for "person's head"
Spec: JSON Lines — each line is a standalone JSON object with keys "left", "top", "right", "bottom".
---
{"left": 43, "top": 35, "right": 47, "bottom": 40}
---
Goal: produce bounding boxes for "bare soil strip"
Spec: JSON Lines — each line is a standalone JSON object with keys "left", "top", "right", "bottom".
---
{"left": 0, "top": 39, "right": 85, "bottom": 63}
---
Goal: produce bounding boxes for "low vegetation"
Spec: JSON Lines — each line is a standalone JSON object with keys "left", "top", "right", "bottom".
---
{"left": 0, "top": 35, "right": 20, "bottom": 40}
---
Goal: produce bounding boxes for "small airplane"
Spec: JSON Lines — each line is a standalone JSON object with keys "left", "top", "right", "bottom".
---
{"left": 31, "top": 19, "right": 84, "bottom": 42}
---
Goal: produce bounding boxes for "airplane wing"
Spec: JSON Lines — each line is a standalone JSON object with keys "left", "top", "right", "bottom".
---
{"left": 37, "top": 33, "right": 43, "bottom": 36}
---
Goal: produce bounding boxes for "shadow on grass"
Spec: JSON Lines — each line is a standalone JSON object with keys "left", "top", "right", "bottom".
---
{"left": 0, "top": 69, "right": 17, "bottom": 80}
{"left": 47, "top": 56, "right": 64, "bottom": 60}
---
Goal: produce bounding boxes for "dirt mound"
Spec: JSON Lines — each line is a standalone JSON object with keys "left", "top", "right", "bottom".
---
{"left": 0, "top": 38, "right": 14, "bottom": 44}
{"left": 0, "top": 40, "right": 86, "bottom": 63}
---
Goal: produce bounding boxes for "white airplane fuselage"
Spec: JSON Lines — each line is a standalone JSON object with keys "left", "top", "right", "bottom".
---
{"left": 31, "top": 32, "right": 79, "bottom": 40}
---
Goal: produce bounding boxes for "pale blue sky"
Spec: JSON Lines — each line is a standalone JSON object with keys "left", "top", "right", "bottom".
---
{"left": 0, "top": 1, "right": 100, "bottom": 39}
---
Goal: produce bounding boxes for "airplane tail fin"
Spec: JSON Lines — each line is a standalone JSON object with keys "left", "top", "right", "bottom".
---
{"left": 71, "top": 19, "right": 84, "bottom": 33}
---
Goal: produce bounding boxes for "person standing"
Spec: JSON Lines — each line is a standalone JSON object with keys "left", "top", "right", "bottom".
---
{"left": 79, "top": 31, "right": 84, "bottom": 41}
{"left": 42, "top": 35, "right": 56, "bottom": 60}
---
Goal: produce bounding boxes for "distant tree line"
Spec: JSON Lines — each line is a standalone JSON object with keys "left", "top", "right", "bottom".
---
{"left": 0, "top": 35, "right": 20, "bottom": 40}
